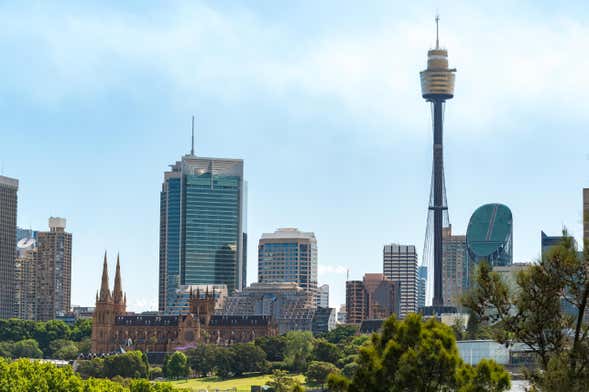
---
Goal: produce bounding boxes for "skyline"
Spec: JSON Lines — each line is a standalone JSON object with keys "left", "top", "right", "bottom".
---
{"left": 1, "top": 1, "right": 588, "bottom": 311}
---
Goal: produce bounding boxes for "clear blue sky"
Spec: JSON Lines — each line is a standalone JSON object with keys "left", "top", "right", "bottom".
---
{"left": 1, "top": 1, "right": 588, "bottom": 311}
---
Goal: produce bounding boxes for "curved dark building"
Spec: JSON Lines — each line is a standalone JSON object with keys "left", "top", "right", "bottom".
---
{"left": 466, "top": 203, "right": 513, "bottom": 267}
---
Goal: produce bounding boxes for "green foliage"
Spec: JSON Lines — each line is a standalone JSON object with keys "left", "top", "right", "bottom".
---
{"left": 0, "top": 357, "right": 176, "bottom": 391}
{"left": 255, "top": 335, "right": 287, "bottom": 361}
{"left": 103, "top": 351, "right": 149, "bottom": 379}
{"left": 149, "top": 366, "right": 163, "bottom": 380}
{"left": 284, "top": 331, "right": 314, "bottom": 372}
{"left": 50, "top": 339, "right": 79, "bottom": 360}
{"left": 463, "top": 233, "right": 589, "bottom": 390}
{"left": 229, "top": 343, "right": 268, "bottom": 375}
{"left": 70, "top": 319, "right": 92, "bottom": 341}
{"left": 163, "top": 352, "right": 189, "bottom": 379}
{"left": 326, "top": 314, "right": 510, "bottom": 392}
{"left": 457, "top": 359, "right": 511, "bottom": 392}
{"left": 305, "top": 360, "right": 339, "bottom": 386}
{"left": 186, "top": 345, "right": 218, "bottom": 376}
{"left": 0, "top": 318, "right": 91, "bottom": 359}
{"left": 76, "top": 358, "right": 104, "bottom": 379}
{"left": 312, "top": 338, "right": 340, "bottom": 364}
{"left": 267, "top": 369, "right": 301, "bottom": 392}
{"left": 12, "top": 338, "right": 43, "bottom": 358}
{"left": 321, "top": 325, "right": 358, "bottom": 344}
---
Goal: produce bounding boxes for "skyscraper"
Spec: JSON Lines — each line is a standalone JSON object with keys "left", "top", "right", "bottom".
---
{"left": 383, "top": 244, "right": 418, "bottom": 317}
{"left": 466, "top": 203, "right": 513, "bottom": 267}
{"left": 0, "top": 175, "right": 18, "bottom": 319}
{"left": 258, "top": 228, "right": 318, "bottom": 301}
{"left": 15, "top": 234, "right": 37, "bottom": 320}
{"left": 345, "top": 274, "right": 400, "bottom": 324}
{"left": 159, "top": 139, "right": 246, "bottom": 313}
{"left": 417, "top": 266, "right": 427, "bottom": 310}
{"left": 420, "top": 17, "right": 456, "bottom": 311}
{"left": 442, "top": 226, "right": 468, "bottom": 308}
{"left": 345, "top": 280, "right": 367, "bottom": 324}
{"left": 36, "top": 217, "right": 72, "bottom": 321}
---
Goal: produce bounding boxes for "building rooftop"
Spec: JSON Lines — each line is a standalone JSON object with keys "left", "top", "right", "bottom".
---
{"left": 0, "top": 175, "right": 18, "bottom": 189}
{"left": 260, "top": 228, "right": 316, "bottom": 241}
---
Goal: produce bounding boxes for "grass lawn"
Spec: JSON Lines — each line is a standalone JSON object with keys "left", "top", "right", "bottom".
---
{"left": 169, "top": 374, "right": 305, "bottom": 391}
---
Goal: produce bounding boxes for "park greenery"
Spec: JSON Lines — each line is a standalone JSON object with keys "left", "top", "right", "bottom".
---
{"left": 463, "top": 232, "right": 589, "bottom": 391}
{"left": 0, "top": 318, "right": 91, "bottom": 360}
{"left": 0, "top": 357, "right": 179, "bottom": 391}
{"left": 327, "top": 314, "right": 510, "bottom": 392}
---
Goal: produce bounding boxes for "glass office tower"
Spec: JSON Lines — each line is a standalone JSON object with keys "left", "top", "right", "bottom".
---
{"left": 159, "top": 154, "right": 246, "bottom": 313}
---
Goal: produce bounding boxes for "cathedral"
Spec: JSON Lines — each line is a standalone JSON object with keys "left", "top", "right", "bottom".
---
{"left": 91, "top": 254, "right": 277, "bottom": 354}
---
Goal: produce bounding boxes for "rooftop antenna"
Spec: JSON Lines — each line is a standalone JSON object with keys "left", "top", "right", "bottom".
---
{"left": 346, "top": 268, "right": 350, "bottom": 282}
{"left": 435, "top": 13, "right": 440, "bottom": 49}
{"left": 191, "top": 115, "right": 195, "bottom": 156}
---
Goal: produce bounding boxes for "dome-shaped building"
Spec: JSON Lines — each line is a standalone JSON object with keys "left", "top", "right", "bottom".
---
{"left": 466, "top": 203, "right": 513, "bottom": 267}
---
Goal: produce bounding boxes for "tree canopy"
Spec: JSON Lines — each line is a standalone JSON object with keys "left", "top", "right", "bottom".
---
{"left": 328, "top": 314, "right": 510, "bottom": 392}
{"left": 463, "top": 233, "right": 589, "bottom": 391}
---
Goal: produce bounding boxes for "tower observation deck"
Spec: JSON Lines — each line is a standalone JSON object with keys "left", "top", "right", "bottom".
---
{"left": 420, "top": 16, "right": 457, "bottom": 315}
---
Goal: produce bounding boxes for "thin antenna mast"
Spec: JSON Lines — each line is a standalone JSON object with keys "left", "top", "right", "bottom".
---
{"left": 191, "top": 115, "right": 195, "bottom": 156}
{"left": 435, "top": 14, "right": 440, "bottom": 49}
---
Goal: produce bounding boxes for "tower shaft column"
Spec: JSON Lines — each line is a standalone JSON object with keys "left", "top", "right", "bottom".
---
{"left": 432, "top": 99, "right": 444, "bottom": 307}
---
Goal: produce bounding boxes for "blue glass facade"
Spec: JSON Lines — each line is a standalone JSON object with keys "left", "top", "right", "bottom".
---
{"left": 159, "top": 156, "right": 245, "bottom": 313}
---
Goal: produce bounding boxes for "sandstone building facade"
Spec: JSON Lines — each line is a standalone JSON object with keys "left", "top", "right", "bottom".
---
{"left": 91, "top": 255, "right": 276, "bottom": 354}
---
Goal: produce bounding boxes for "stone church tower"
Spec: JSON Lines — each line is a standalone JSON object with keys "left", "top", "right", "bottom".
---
{"left": 91, "top": 253, "right": 126, "bottom": 353}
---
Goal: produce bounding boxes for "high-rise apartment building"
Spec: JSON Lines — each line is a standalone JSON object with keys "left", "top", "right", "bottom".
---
{"left": 36, "top": 217, "right": 72, "bottom": 321}
{"left": 159, "top": 150, "right": 246, "bottom": 313}
{"left": 0, "top": 175, "right": 18, "bottom": 319}
{"left": 417, "top": 266, "right": 427, "bottom": 310}
{"left": 15, "top": 234, "right": 37, "bottom": 320}
{"left": 258, "top": 228, "right": 318, "bottom": 301}
{"left": 345, "top": 280, "right": 367, "bottom": 324}
{"left": 383, "top": 244, "right": 418, "bottom": 317}
{"left": 345, "top": 274, "right": 400, "bottom": 324}
{"left": 442, "top": 226, "right": 468, "bottom": 308}
{"left": 317, "top": 284, "right": 329, "bottom": 308}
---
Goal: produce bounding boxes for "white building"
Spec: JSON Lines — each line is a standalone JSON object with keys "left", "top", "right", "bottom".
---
{"left": 383, "top": 244, "right": 418, "bottom": 318}
{"left": 258, "top": 228, "right": 318, "bottom": 302}
{"left": 317, "top": 284, "right": 329, "bottom": 308}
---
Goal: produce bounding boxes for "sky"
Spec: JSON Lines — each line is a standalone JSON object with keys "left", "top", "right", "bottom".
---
{"left": 1, "top": 1, "right": 588, "bottom": 312}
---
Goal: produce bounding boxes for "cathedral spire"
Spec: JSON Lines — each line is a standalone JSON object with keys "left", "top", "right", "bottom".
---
{"left": 99, "top": 251, "right": 111, "bottom": 302}
{"left": 113, "top": 253, "right": 124, "bottom": 304}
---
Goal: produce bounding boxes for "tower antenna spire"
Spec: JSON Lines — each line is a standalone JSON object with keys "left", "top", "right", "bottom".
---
{"left": 435, "top": 13, "right": 440, "bottom": 49}
{"left": 191, "top": 115, "right": 195, "bottom": 156}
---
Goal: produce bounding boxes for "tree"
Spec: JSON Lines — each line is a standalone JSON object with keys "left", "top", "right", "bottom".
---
{"left": 186, "top": 344, "right": 217, "bottom": 377}
{"left": 312, "top": 339, "right": 340, "bottom": 364}
{"left": 12, "top": 339, "right": 43, "bottom": 358}
{"left": 327, "top": 314, "right": 510, "bottom": 392}
{"left": 267, "top": 369, "right": 299, "bottom": 392}
{"left": 284, "top": 331, "right": 314, "bottom": 372}
{"left": 305, "top": 361, "right": 339, "bottom": 386}
{"left": 463, "top": 233, "right": 589, "bottom": 390}
{"left": 34, "top": 320, "right": 70, "bottom": 354}
{"left": 76, "top": 358, "right": 105, "bottom": 378}
{"left": 255, "top": 335, "right": 288, "bottom": 362}
{"left": 163, "top": 351, "right": 189, "bottom": 379}
{"left": 321, "top": 325, "right": 358, "bottom": 344}
{"left": 229, "top": 343, "right": 267, "bottom": 375}
{"left": 70, "top": 319, "right": 92, "bottom": 341}
{"left": 103, "top": 351, "right": 149, "bottom": 379}
{"left": 456, "top": 359, "right": 511, "bottom": 392}
{"left": 50, "top": 339, "right": 79, "bottom": 360}
{"left": 212, "top": 346, "right": 233, "bottom": 378}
